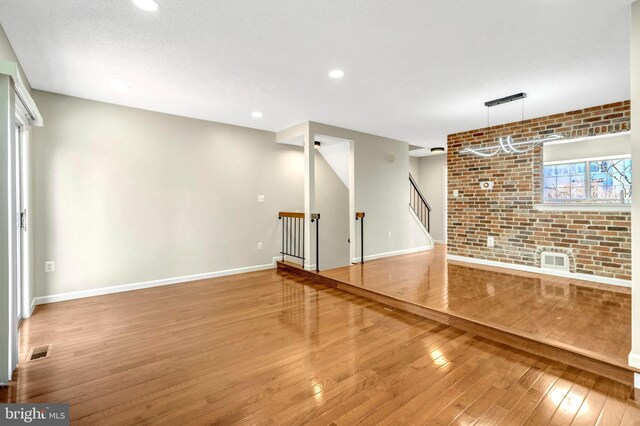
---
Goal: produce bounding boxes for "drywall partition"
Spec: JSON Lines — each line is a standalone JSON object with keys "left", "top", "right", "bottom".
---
{"left": 0, "top": 25, "right": 29, "bottom": 92}
{"left": 30, "top": 90, "right": 304, "bottom": 299}
{"left": 308, "top": 122, "right": 432, "bottom": 261}
{"left": 276, "top": 121, "right": 316, "bottom": 269}
{"left": 629, "top": 0, "right": 639, "bottom": 371}
{"left": 409, "top": 156, "right": 420, "bottom": 181}
{"left": 314, "top": 151, "right": 350, "bottom": 269}
{"left": 316, "top": 138, "right": 350, "bottom": 187}
{"left": 418, "top": 154, "right": 446, "bottom": 242}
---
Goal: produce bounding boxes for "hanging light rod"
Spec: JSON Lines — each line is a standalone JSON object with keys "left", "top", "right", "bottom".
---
{"left": 484, "top": 92, "right": 527, "bottom": 108}
{"left": 460, "top": 134, "right": 563, "bottom": 157}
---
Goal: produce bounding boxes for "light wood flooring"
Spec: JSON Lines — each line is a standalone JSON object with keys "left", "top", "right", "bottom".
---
{"left": 0, "top": 266, "right": 638, "bottom": 424}
{"left": 319, "top": 245, "right": 631, "bottom": 369}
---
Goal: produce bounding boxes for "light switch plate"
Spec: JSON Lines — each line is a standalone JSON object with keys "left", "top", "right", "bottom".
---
{"left": 45, "top": 261, "right": 55, "bottom": 272}
{"left": 258, "top": 195, "right": 265, "bottom": 203}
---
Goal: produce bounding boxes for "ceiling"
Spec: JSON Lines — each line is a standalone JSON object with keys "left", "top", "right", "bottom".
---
{"left": 0, "top": 0, "right": 632, "bottom": 153}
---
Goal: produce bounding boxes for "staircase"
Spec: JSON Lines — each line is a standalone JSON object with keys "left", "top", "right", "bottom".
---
{"left": 409, "top": 174, "right": 433, "bottom": 248}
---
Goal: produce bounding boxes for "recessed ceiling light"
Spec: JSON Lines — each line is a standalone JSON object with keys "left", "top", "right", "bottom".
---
{"left": 133, "top": 0, "right": 159, "bottom": 12}
{"left": 111, "top": 79, "right": 130, "bottom": 91}
{"left": 431, "top": 147, "right": 445, "bottom": 153}
{"left": 251, "top": 111, "right": 263, "bottom": 118}
{"left": 329, "top": 69, "right": 344, "bottom": 79}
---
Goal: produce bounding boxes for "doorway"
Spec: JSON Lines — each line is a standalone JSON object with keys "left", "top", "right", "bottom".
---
{"left": 313, "top": 135, "right": 353, "bottom": 270}
{"left": 9, "top": 100, "right": 31, "bottom": 370}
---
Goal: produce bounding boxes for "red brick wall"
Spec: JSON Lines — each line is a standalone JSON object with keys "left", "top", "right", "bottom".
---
{"left": 447, "top": 101, "right": 631, "bottom": 280}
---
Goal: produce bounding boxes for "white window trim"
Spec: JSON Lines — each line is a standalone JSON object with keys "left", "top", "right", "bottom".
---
{"left": 542, "top": 156, "right": 631, "bottom": 206}
{"left": 535, "top": 204, "right": 631, "bottom": 212}
{"left": 544, "top": 154, "right": 631, "bottom": 166}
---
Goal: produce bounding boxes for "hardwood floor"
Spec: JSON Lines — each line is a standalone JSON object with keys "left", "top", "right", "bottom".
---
{"left": 1, "top": 267, "right": 639, "bottom": 424}
{"left": 318, "top": 245, "right": 632, "bottom": 370}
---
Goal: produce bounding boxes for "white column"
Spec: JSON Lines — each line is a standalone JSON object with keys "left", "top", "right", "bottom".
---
{"left": 630, "top": 1, "right": 640, "bottom": 381}
{"left": 304, "top": 124, "right": 315, "bottom": 270}
{"left": 0, "top": 75, "right": 14, "bottom": 384}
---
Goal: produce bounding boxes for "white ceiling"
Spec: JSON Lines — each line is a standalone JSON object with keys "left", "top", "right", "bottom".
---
{"left": 0, "top": 0, "right": 632, "bottom": 151}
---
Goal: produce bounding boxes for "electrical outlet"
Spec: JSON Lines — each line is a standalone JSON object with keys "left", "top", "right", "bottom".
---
{"left": 387, "top": 232, "right": 392, "bottom": 239}
{"left": 258, "top": 195, "right": 265, "bottom": 203}
{"left": 487, "top": 236, "right": 495, "bottom": 247}
{"left": 453, "top": 190, "right": 459, "bottom": 197}
{"left": 257, "top": 242, "right": 263, "bottom": 250}
{"left": 44, "top": 261, "right": 55, "bottom": 272}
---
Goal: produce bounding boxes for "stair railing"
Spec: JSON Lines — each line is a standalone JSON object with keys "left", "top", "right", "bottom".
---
{"left": 355, "top": 212, "right": 365, "bottom": 264}
{"left": 409, "top": 174, "right": 431, "bottom": 232}
{"left": 278, "top": 212, "right": 321, "bottom": 272}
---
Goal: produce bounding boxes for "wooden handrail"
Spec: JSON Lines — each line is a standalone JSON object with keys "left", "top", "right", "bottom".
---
{"left": 279, "top": 212, "right": 304, "bottom": 218}
{"left": 409, "top": 174, "right": 432, "bottom": 211}
{"left": 278, "top": 212, "right": 321, "bottom": 272}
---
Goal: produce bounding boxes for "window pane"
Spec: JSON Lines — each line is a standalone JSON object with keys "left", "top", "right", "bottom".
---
{"left": 543, "top": 166, "right": 555, "bottom": 177}
{"left": 590, "top": 158, "right": 632, "bottom": 202}
{"left": 543, "top": 162, "right": 587, "bottom": 202}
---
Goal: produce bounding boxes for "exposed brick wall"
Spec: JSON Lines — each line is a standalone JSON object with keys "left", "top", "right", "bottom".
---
{"left": 447, "top": 101, "right": 631, "bottom": 280}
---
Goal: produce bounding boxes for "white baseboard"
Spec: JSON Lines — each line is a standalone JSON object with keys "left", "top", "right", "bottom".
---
{"left": 447, "top": 254, "right": 631, "bottom": 288}
{"left": 629, "top": 352, "right": 640, "bottom": 370}
{"left": 352, "top": 245, "right": 433, "bottom": 263}
{"left": 33, "top": 257, "right": 281, "bottom": 305}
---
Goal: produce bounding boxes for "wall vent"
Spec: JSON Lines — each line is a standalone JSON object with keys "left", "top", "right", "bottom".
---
{"left": 26, "top": 344, "right": 52, "bottom": 362}
{"left": 541, "top": 251, "right": 569, "bottom": 272}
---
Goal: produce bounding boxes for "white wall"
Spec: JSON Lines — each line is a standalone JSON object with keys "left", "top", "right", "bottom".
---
{"left": 409, "top": 156, "right": 420, "bottom": 180}
{"left": 317, "top": 140, "right": 350, "bottom": 187}
{"left": 315, "top": 151, "right": 350, "bottom": 269}
{"left": 417, "top": 154, "right": 446, "bottom": 242}
{"left": 30, "top": 90, "right": 304, "bottom": 298}
{"left": 308, "top": 122, "right": 432, "bottom": 259}
{"left": 0, "top": 24, "right": 30, "bottom": 92}
{"left": 630, "top": 0, "right": 640, "bottom": 370}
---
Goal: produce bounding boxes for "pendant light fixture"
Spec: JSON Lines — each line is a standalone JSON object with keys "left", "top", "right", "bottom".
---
{"left": 460, "top": 93, "right": 563, "bottom": 157}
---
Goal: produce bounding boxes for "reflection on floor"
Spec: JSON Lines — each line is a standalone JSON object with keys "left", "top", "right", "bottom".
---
{"left": 2, "top": 269, "right": 639, "bottom": 424}
{"left": 318, "top": 245, "right": 631, "bottom": 369}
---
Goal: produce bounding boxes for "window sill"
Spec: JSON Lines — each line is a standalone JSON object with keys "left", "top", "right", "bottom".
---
{"left": 534, "top": 204, "right": 631, "bottom": 212}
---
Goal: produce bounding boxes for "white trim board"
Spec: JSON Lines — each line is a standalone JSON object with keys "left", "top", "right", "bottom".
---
{"left": 534, "top": 204, "right": 630, "bottom": 212}
{"left": 447, "top": 254, "right": 631, "bottom": 288}
{"left": 352, "top": 245, "right": 433, "bottom": 263}
{"left": 629, "top": 352, "right": 640, "bottom": 370}
{"left": 33, "top": 257, "right": 282, "bottom": 305}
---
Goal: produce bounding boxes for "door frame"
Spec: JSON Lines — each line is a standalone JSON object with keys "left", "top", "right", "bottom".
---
{"left": 14, "top": 100, "right": 31, "bottom": 319}
{"left": 7, "top": 97, "right": 32, "bottom": 373}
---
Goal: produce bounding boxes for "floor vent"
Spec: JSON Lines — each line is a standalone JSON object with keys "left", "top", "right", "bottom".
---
{"left": 541, "top": 251, "right": 569, "bottom": 272}
{"left": 26, "top": 344, "right": 52, "bottom": 362}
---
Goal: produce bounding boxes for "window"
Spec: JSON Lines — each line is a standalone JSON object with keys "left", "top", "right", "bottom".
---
{"left": 543, "top": 157, "right": 631, "bottom": 204}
